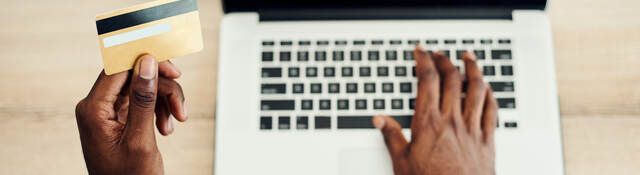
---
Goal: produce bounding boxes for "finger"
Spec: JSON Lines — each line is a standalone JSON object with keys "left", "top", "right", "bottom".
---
{"left": 431, "top": 52, "right": 463, "bottom": 122}
{"left": 373, "top": 115, "right": 409, "bottom": 160}
{"left": 123, "top": 54, "right": 159, "bottom": 148}
{"left": 78, "top": 70, "right": 130, "bottom": 124}
{"left": 155, "top": 97, "right": 174, "bottom": 136}
{"left": 86, "top": 70, "right": 130, "bottom": 106}
{"left": 462, "top": 51, "right": 487, "bottom": 135}
{"left": 413, "top": 46, "right": 441, "bottom": 138}
{"left": 159, "top": 60, "right": 181, "bottom": 79}
{"left": 158, "top": 77, "right": 188, "bottom": 122}
{"left": 482, "top": 86, "right": 498, "bottom": 144}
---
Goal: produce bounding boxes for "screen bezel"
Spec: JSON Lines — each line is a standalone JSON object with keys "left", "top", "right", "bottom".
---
{"left": 223, "top": 0, "right": 547, "bottom": 13}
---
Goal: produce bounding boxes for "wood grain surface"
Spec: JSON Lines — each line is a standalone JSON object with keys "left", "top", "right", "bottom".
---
{"left": 0, "top": 0, "right": 638, "bottom": 174}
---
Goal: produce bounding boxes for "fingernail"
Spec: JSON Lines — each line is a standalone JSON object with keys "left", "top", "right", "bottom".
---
{"left": 465, "top": 51, "right": 477, "bottom": 61}
{"left": 373, "top": 115, "right": 386, "bottom": 130}
{"left": 139, "top": 55, "right": 156, "bottom": 80}
{"left": 167, "top": 118, "right": 174, "bottom": 133}
{"left": 416, "top": 45, "right": 425, "bottom": 52}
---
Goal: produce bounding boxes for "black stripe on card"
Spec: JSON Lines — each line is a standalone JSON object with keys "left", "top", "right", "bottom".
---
{"left": 96, "top": 0, "right": 198, "bottom": 35}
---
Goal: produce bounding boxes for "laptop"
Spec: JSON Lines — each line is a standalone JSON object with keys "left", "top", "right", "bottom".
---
{"left": 216, "top": 0, "right": 564, "bottom": 174}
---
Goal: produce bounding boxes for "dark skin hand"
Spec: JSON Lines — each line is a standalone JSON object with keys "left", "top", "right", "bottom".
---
{"left": 75, "top": 55, "right": 188, "bottom": 175}
{"left": 373, "top": 47, "right": 498, "bottom": 175}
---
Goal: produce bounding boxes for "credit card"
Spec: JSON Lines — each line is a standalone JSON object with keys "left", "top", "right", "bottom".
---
{"left": 96, "top": 0, "right": 203, "bottom": 75}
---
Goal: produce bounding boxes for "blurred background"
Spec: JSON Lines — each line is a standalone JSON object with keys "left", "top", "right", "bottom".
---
{"left": 0, "top": 0, "right": 639, "bottom": 174}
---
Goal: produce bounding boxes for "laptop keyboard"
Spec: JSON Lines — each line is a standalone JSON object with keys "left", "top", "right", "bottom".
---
{"left": 259, "top": 38, "right": 517, "bottom": 131}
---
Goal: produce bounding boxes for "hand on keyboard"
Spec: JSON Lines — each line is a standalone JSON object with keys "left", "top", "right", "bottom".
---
{"left": 373, "top": 47, "right": 498, "bottom": 175}
{"left": 75, "top": 55, "right": 188, "bottom": 175}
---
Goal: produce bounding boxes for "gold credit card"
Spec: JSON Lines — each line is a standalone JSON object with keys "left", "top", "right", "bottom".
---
{"left": 96, "top": 0, "right": 203, "bottom": 75}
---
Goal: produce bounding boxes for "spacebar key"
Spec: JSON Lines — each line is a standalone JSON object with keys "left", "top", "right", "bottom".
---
{"left": 261, "top": 100, "right": 294, "bottom": 110}
{"left": 338, "top": 115, "right": 412, "bottom": 129}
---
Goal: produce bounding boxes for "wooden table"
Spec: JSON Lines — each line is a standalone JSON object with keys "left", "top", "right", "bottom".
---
{"left": 1, "top": 0, "right": 639, "bottom": 174}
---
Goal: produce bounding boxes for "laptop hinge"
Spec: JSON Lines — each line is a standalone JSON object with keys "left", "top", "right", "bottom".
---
{"left": 259, "top": 8, "right": 513, "bottom": 21}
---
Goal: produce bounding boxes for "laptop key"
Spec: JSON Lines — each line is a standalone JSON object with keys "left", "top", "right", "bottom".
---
{"left": 298, "top": 40, "right": 311, "bottom": 46}
{"left": 261, "top": 84, "right": 285, "bottom": 94}
{"left": 315, "top": 51, "right": 327, "bottom": 61}
{"left": 310, "top": 83, "right": 322, "bottom": 93}
{"left": 440, "top": 50, "right": 451, "bottom": 57}
{"left": 260, "top": 116, "right": 272, "bottom": 130}
{"left": 392, "top": 99, "right": 403, "bottom": 109}
{"left": 315, "top": 116, "right": 331, "bottom": 129}
{"left": 335, "top": 40, "right": 348, "bottom": 45}
{"left": 372, "top": 40, "right": 384, "bottom": 45}
{"left": 292, "top": 83, "right": 304, "bottom": 94}
{"left": 386, "top": 50, "right": 397, "bottom": 60}
{"left": 296, "top": 116, "right": 308, "bottom": 130}
{"left": 425, "top": 39, "right": 438, "bottom": 45}
{"left": 288, "top": 67, "right": 300, "bottom": 77}
{"left": 360, "top": 67, "right": 371, "bottom": 77}
{"left": 306, "top": 67, "right": 317, "bottom": 77}
{"left": 483, "top": 66, "right": 496, "bottom": 76}
{"left": 412, "top": 66, "right": 416, "bottom": 77}
{"left": 337, "top": 115, "right": 412, "bottom": 129}
{"left": 490, "top": 82, "right": 515, "bottom": 92}
{"left": 328, "top": 83, "right": 340, "bottom": 93}
{"left": 261, "top": 100, "right": 294, "bottom": 110}
{"left": 444, "top": 39, "right": 456, "bottom": 44}
{"left": 462, "top": 39, "right": 474, "bottom": 44}
{"left": 351, "top": 50, "right": 362, "bottom": 61}
{"left": 480, "top": 39, "right": 493, "bottom": 44}
{"left": 395, "top": 66, "right": 407, "bottom": 76}
{"left": 316, "top": 40, "right": 329, "bottom": 45}
{"left": 498, "top": 39, "right": 511, "bottom": 44}
{"left": 319, "top": 100, "right": 331, "bottom": 110}
{"left": 324, "top": 67, "right": 336, "bottom": 77}
{"left": 280, "top": 40, "right": 292, "bottom": 46}
{"left": 374, "top": 99, "right": 385, "bottom": 109}
{"left": 346, "top": 83, "right": 358, "bottom": 93}
{"left": 364, "top": 83, "right": 376, "bottom": 93}
{"left": 390, "top": 40, "right": 402, "bottom": 45}
{"left": 400, "top": 82, "right": 412, "bottom": 93}
{"left": 409, "top": 98, "right": 416, "bottom": 109}
{"left": 403, "top": 50, "right": 414, "bottom": 60}
{"left": 262, "top": 51, "right": 273, "bottom": 62}
{"left": 333, "top": 51, "right": 344, "bottom": 61}
{"left": 492, "top": 50, "right": 512, "bottom": 60}
{"left": 262, "top": 68, "right": 281, "bottom": 78}
{"left": 337, "top": 99, "right": 349, "bottom": 110}
{"left": 408, "top": 40, "right": 420, "bottom": 45}
{"left": 297, "top": 51, "right": 309, "bottom": 61}
{"left": 353, "top": 40, "right": 366, "bottom": 45}
{"left": 474, "top": 50, "right": 486, "bottom": 60}
{"left": 262, "top": 41, "right": 274, "bottom": 46}
{"left": 355, "top": 99, "right": 367, "bottom": 110}
{"left": 368, "top": 51, "right": 380, "bottom": 61}
{"left": 301, "top": 100, "right": 313, "bottom": 110}
{"left": 278, "top": 116, "right": 290, "bottom": 130}
{"left": 497, "top": 98, "right": 516, "bottom": 109}
{"left": 504, "top": 121, "right": 518, "bottom": 128}
{"left": 501, "top": 65, "right": 514, "bottom": 76}
{"left": 378, "top": 67, "right": 389, "bottom": 77}
{"left": 456, "top": 50, "right": 484, "bottom": 60}
{"left": 382, "top": 83, "right": 394, "bottom": 93}
{"left": 342, "top": 67, "right": 353, "bottom": 77}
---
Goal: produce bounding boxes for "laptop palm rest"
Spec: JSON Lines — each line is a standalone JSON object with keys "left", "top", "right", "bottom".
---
{"left": 339, "top": 148, "right": 393, "bottom": 175}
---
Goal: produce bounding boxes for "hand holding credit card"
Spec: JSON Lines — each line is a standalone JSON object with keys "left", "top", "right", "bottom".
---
{"left": 96, "top": 0, "right": 203, "bottom": 75}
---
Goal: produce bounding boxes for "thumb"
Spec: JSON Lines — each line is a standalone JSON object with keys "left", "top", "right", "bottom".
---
{"left": 123, "top": 55, "right": 159, "bottom": 148}
{"left": 373, "top": 115, "right": 409, "bottom": 159}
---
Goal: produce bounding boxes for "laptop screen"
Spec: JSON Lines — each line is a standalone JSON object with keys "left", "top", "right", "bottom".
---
{"left": 223, "top": 0, "right": 547, "bottom": 13}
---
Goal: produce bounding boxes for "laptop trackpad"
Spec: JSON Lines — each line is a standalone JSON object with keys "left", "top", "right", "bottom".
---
{"left": 339, "top": 148, "right": 394, "bottom": 175}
